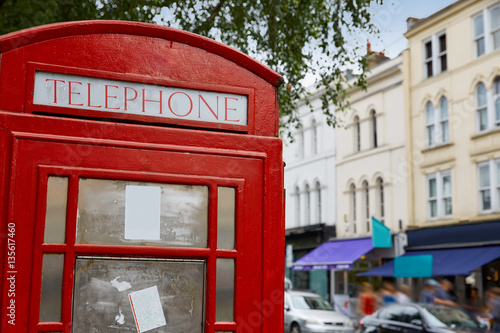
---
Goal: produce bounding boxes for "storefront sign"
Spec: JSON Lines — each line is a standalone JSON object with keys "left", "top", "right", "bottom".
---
{"left": 33, "top": 71, "right": 248, "bottom": 125}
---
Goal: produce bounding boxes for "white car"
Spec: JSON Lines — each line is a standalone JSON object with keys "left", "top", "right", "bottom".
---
{"left": 284, "top": 290, "right": 355, "bottom": 333}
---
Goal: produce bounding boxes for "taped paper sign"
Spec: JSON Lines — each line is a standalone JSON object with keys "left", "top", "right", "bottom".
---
{"left": 128, "top": 286, "right": 167, "bottom": 333}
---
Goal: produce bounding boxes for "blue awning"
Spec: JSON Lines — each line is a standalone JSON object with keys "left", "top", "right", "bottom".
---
{"left": 292, "top": 238, "right": 374, "bottom": 271}
{"left": 358, "top": 245, "right": 500, "bottom": 277}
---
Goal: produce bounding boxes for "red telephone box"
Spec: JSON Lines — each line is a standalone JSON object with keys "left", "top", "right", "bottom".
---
{"left": 0, "top": 21, "right": 284, "bottom": 333}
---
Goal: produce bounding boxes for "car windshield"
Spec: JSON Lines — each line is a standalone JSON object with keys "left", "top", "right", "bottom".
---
{"left": 291, "top": 295, "right": 334, "bottom": 311}
{"left": 421, "top": 307, "right": 480, "bottom": 328}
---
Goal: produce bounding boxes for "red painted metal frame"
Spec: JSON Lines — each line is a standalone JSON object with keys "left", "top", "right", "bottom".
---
{"left": 0, "top": 20, "right": 284, "bottom": 333}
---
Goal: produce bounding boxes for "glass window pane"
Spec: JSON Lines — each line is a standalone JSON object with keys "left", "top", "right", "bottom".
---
{"left": 428, "top": 178, "right": 437, "bottom": 198}
{"left": 440, "top": 98, "right": 448, "bottom": 119}
{"left": 441, "top": 121, "right": 449, "bottom": 142}
{"left": 496, "top": 98, "right": 500, "bottom": 123}
{"left": 216, "top": 259, "right": 234, "bottom": 322}
{"left": 44, "top": 177, "right": 68, "bottom": 244}
{"left": 217, "top": 187, "right": 235, "bottom": 249}
{"left": 39, "top": 254, "right": 64, "bottom": 322}
{"left": 426, "top": 103, "right": 434, "bottom": 124}
{"left": 429, "top": 200, "right": 437, "bottom": 218}
{"left": 493, "top": 31, "right": 500, "bottom": 50}
{"left": 479, "top": 108, "right": 488, "bottom": 131}
{"left": 477, "top": 38, "right": 485, "bottom": 56}
{"left": 427, "top": 125, "right": 435, "bottom": 146}
{"left": 443, "top": 175, "right": 451, "bottom": 196}
{"left": 474, "top": 15, "right": 484, "bottom": 37}
{"left": 477, "top": 83, "right": 487, "bottom": 107}
{"left": 76, "top": 179, "right": 208, "bottom": 247}
{"left": 439, "top": 34, "right": 446, "bottom": 52}
{"left": 72, "top": 258, "right": 205, "bottom": 333}
{"left": 497, "top": 162, "right": 500, "bottom": 186}
{"left": 444, "top": 198, "right": 452, "bottom": 216}
{"left": 491, "top": 6, "right": 500, "bottom": 29}
{"left": 480, "top": 165, "right": 490, "bottom": 187}
{"left": 481, "top": 190, "right": 491, "bottom": 210}
{"left": 425, "top": 41, "right": 432, "bottom": 59}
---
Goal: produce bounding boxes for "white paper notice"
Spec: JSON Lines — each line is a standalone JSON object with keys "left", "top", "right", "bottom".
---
{"left": 125, "top": 185, "right": 161, "bottom": 240}
{"left": 128, "top": 286, "right": 167, "bottom": 333}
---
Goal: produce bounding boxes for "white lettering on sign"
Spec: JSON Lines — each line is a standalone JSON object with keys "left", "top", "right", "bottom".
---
{"left": 33, "top": 71, "right": 248, "bottom": 126}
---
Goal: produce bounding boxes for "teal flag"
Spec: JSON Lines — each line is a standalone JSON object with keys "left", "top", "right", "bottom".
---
{"left": 394, "top": 255, "right": 433, "bottom": 278}
{"left": 371, "top": 217, "right": 392, "bottom": 248}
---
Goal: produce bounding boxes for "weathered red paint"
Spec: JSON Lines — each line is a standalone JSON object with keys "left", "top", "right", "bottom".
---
{"left": 0, "top": 21, "right": 284, "bottom": 333}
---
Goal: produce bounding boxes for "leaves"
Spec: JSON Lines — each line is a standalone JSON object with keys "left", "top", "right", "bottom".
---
{"left": 0, "top": 0, "right": 382, "bottom": 138}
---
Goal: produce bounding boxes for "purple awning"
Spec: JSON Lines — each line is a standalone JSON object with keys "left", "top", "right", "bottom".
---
{"left": 292, "top": 238, "right": 374, "bottom": 271}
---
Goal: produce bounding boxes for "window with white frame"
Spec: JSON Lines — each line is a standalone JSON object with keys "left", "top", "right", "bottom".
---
{"left": 295, "top": 186, "right": 301, "bottom": 226}
{"left": 363, "top": 181, "right": 370, "bottom": 233}
{"left": 350, "top": 183, "right": 357, "bottom": 234}
{"left": 424, "top": 31, "right": 447, "bottom": 79}
{"left": 299, "top": 129, "right": 305, "bottom": 159}
{"left": 305, "top": 184, "right": 311, "bottom": 225}
{"left": 427, "top": 170, "right": 452, "bottom": 219}
{"left": 473, "top": 4, "right": 500, "bottom": 58}
{"left": 371, "top": 110, "right": 378, "bottom": 148}
{"left": 312, "top": 119, "right": 318, "bottom": 155}
{"left": 478, "top": 159, "right": 500, "bottom": 212}
{"left": 476, "top": 78, "right": 500, "bottom": 132}
{"left": 354, "top": 116, "right": 361, "bottom": 152}
{"left": 425, "top": 97, "right": 449, "bottom": 147}
{"left": 376, "top": 177, "right": 385, "bottom": 224}
{"left": 316, "top": 181, "right": 322, "bottom": 223}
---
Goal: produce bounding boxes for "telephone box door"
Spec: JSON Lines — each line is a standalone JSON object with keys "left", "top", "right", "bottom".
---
{"left": 5, "top": 131, "right": 273, "bottom": 333}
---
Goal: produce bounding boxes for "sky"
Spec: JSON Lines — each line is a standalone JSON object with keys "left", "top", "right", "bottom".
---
{"left": 369, "top": 0, "right": 458, "bottom": 58}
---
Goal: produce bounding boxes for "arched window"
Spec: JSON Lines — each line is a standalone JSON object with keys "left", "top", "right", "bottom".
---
{"left": 426, "top": 98, "right": 450, "bottom": 146}
{"left": 370, "top": 110, "right": 378, "bottom": 148}
{"left": 305, "top": 184, "right": 311, "bottom": 225}
{"left": 316, "top": 181, "right": 322, "bottom": 223}
{"left": 295, "top": 186, "right": 301, "bottom": 226}
{"left": 376, "top": 178, "right": 385, "bottom": 224}
{"left": 354, "top": 116, "right": 360, "bottom": 152}
{"left": 425, "top": 101, "right": 435, "bottom": 146}
{"left": 350, "top": 183, "right": 357, "bottom": 234}
{"left": 312, "top": 119, "right": 318, "bottom": 155}
{"left": 476, "top": 82, "right": 488, "bottom": 131}
{"left": 363, "top": 181, "right": 370, "bottom": 233}
{"left": 299, "top": 129, "right": 305, "bottom": 158}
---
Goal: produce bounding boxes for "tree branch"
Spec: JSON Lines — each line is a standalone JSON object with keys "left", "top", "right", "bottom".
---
{"left": 192, "top": 0, "right": 226, "bottom": 34}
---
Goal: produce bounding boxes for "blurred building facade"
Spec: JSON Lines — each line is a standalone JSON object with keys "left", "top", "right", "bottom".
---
{"left": 284, "top": 0, "right": 500, "bottom": 309}
{"left": 403, "top": 0, "right": 500, "bottom": 302}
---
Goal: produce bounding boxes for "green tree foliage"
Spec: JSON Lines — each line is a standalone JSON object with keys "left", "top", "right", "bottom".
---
{"left": 0, "top": 0, "right": 381, "bottom": 137}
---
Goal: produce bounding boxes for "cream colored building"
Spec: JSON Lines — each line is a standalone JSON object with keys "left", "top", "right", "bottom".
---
{"left": 336, "top": 54, "right": 408, "bottom": 239}
{"left": 403, "top": 0, "right": 500, "bottom": 300}
{"left": 404, "top": 0, "right": 500, "bottom": 228}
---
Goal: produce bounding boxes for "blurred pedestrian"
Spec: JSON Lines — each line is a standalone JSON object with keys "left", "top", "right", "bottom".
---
{"left": 358, "top": 282, "right": 377, "bottom": 316}
{"left": 486, "top": 287, "right": 500, "bottom": 332}
{"left": 465, "top": 287, "right": 484, "bottom": 317}
{"left": 381, "top": 281, "right": 398, "bottom": 305}
{"left": 421, "top": 279, "right": 439, "bottom": 303}
{"left": 397, "top": 284, "right": 412, "bottom": 304}
{"left": 434, "top": 279, "right": 458, "bottom": 307}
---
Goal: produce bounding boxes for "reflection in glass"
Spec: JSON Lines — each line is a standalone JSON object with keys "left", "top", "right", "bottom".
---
{"left": 44, "top": 177, "right": 68, "bottom": 244}
{"left": 72, "top": 258, "right": 205, "bottom": 333}
{"left": 216, "top": 259, "right": 234, "bottom": 322}
{"left": 39, "top": 254, "right": 64, "bottom": 322}
{"left": 217, "top": 187, "right": 235, "bottom": 249}
{"left": 76, "top": 179, "right": 208, "bottom": 247}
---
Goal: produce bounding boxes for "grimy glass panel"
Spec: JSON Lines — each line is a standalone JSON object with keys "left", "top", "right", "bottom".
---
{"left": 76, "top": 179, "right": 208, "bottom": 247}
{"left": 217, "top": 187, "right": 235, "bottom": 249}
{"left": 44, "top": 177, "right": 68, "bottom": 244}
{"left": 72, "top": 258, "right": 205, "bottom": 333}
{"left": 39, "top": 254, "right": 64, "bottom": 322}
{"left": 216, "top": 258, "right": 235, "bottom": 322}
